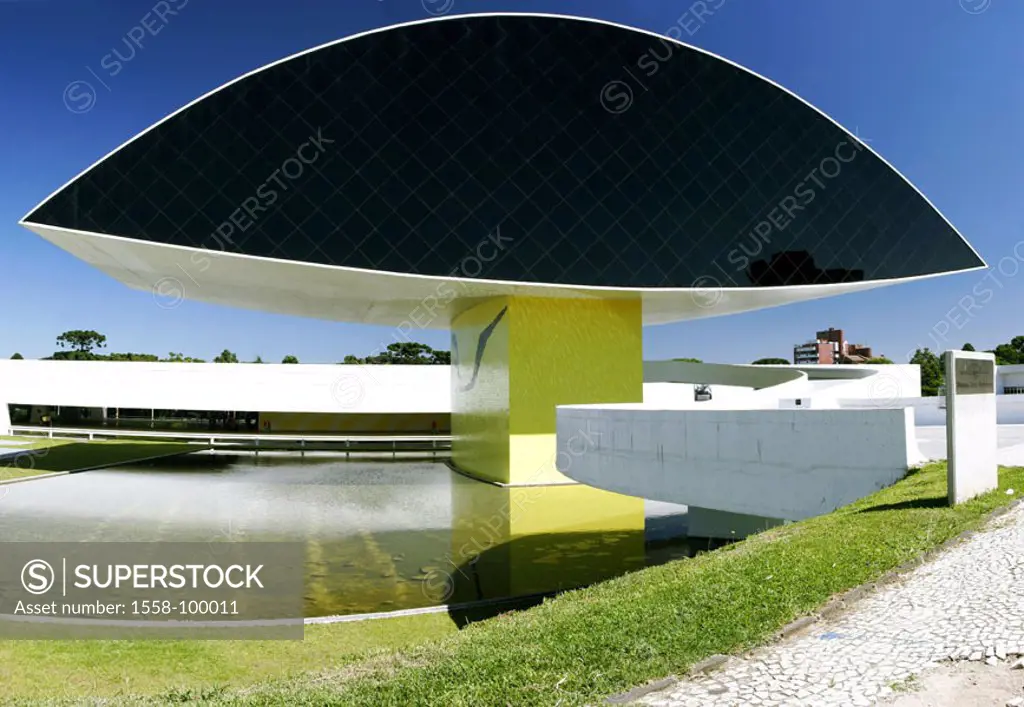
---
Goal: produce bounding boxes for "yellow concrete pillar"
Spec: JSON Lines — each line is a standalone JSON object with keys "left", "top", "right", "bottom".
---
{"left": 451, "top": 295, "right": 643, "bottom": 485}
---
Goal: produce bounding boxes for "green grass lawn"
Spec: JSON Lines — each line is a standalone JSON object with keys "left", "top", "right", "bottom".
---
{"left": 0, "top": 435, "right": 64, "bottom": 480}
{"left": 0, "top": 436, "right": 199, "bottom": 481}
{"left": 214, "top": 462, "right": 1024, "bottom": 707}
{"left": 0, "top": 435, "right": 60, "bottom": 448}
{"left": 0, "top": 615, "right": 458, "bottom": 702}
{"left": 2, "top": 462, "right": 1022, "bottom": 706}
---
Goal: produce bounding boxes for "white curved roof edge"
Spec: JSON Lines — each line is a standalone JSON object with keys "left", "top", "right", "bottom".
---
{"left": 21, "top": 223, "right": 987, "bottom": 327}
{"left": 18, "top": 11, "right": 986, "bottom": 270}
{"left": 647, "top": 360, "right": 888, "bottom": 387}
{"left": 645, "top": 360, "right": 807, "bottom": 389}
{"left": 645, "top": 360, "right": 880, "bottom": 389}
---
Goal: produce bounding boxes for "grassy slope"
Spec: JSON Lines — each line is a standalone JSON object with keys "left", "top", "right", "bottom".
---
{"left": 220, "top": 463, "right": 1024, "bottom": 706}
{"left": 0, "top": 437, "right": 197, "bottom": 480}
{"left": 0, "top": 437, "right": 61, "bottom": 481}
{"left": 0, "top": 616, "right": 458, "bottom": 702}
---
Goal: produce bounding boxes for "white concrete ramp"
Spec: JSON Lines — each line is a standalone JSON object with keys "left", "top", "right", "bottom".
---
{"left": 557, "top": 406, "right": 915, "bottom": 522}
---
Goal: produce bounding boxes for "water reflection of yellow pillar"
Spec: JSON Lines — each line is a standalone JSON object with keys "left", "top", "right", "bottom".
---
{"left": 447, "top": 474, "right": 644, "bottom": 604}
{"left": 450, "top": 295, "right": 643, "bottom": 486}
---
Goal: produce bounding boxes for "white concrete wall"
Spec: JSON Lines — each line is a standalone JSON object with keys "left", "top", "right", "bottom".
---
{"left": 774, "top": 366, "right": 922, "bottom": 411}
{"left": 556, "top": 405, "right": 913, "bottom": 521}
{"left": 838, "top": 395, "right": 1024, "bottom": 426}
{"left": 0, "top": 360, "right": 451, "bottom": 415}
{"left": 0, "top": 361, "right": 933, "bottom": 416}
{"left": 807, "top": 365, "right": 922, "bottom": 401}
{"left": 838, "top": 397, "right": 945, "bottom": 425}
{"left": 998, "top": 365, "right": 1024, "bottom": 393}
{"left": 643, "top": 362, "right": 921, "bottom": 411}
{"left": 0, "top": 359, "right": 1009, "bottom": 437}
{"left": 642, "top": 383, "right": 765, "bottom": 410}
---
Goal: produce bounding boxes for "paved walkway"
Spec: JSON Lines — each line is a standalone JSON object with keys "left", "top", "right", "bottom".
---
{"left": 638, "top": 502, "right": 1024, "bottom": 706}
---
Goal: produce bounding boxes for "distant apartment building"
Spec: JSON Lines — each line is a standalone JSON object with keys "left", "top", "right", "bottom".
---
{"left": 793, "top": 341, "right": 834, "bottom": 365}
{"left": 793, "top": 327, "right": 873, "bottom": 365}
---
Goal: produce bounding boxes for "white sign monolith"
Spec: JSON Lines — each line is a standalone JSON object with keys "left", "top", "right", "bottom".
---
{"left": 944, "top": 349, "right": 997, "bottom": 505}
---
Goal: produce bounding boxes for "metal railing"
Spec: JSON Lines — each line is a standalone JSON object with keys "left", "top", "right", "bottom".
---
{"left": 8, "top": 426, "right": 452, "bottom": 459}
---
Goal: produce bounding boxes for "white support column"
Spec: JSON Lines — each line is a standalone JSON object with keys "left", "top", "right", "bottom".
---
{"left": 945, "top": 350, "right": 998, "bottom": 505}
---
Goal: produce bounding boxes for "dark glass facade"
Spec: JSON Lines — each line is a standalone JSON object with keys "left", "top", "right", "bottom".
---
{"left": 25, "top": 15, "right": 982, "bottom": 288}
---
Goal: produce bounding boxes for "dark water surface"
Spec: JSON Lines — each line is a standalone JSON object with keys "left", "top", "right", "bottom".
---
{"left": 0, "top": 455, "right": 692, "bottom": 616}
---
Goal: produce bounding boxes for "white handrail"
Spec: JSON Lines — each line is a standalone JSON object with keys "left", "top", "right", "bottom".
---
{"left": 8, "top": 425, "right": 452, "bottom": 446}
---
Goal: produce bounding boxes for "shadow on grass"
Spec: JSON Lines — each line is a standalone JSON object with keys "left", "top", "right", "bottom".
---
{"left": 444, "top": 529, "right": 645, "bottom": 626}
{"left": 438, "top": 511, "right": 746, "bottom": 626}
{"left": 441, "top": 527, "right": 721, "bottom": 627}
{"left": 858, "top": 496, "right": 948, "bottom": 513}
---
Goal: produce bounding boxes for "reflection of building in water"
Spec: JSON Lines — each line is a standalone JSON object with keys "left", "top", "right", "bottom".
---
{"left": 447, "top": 474, "right": 645, "bottom": 604}
{"left": 747, "top": 251, "right": 865, "bottom": 287}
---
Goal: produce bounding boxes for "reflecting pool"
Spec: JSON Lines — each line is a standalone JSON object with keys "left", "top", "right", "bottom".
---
{"left": 0, "top": 455, "right": 695, "bottom": 616}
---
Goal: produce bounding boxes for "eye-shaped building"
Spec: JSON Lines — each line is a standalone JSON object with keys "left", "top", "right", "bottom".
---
{"left": 20, "top": 13, "right": 985, "bottom": 485}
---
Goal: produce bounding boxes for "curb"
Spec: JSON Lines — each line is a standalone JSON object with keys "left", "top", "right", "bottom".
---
{"left": 688, "top": 654, "right": 730, "bottom": 675}
{"left": 305, "top": 591, "right": 553, "bottom": 625}
{"left": 605, "top": 676, "right": 679, "bottom": 704}
{"left": 604, "top": 656, "right": 733, "bottom": 703}
{"left": 778, "top": 615, "right": 818, "bottom": 638}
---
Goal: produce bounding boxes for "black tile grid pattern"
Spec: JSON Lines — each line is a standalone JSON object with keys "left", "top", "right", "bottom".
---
{"left": 25, "top": 15, "right": 982, "bottom": 288}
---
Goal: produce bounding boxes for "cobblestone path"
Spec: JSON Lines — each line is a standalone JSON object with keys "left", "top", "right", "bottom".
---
{"left": 638, "top": 503, "right": 1024, "bottom": 706}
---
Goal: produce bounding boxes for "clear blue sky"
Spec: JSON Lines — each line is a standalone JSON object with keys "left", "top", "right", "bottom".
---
{"left": 1, "top": 0, "right": 1020, "bottom": 363}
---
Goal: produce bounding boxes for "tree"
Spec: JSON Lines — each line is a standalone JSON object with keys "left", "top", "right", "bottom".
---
{"left": 282, "top": 355, "right": 299, "bottom": 364}
{"left": 910, "top": 348, "right": 944, "bottom": 397}
{"left": 10, "top": 353, "right": 22, "bottom": 360}
{"left": 56, "top": 330, "right": 106, "bottom": 354}
{"left": 974, "top": 335, "right": 1024, "bottom": 365}
{"left": 752, "top": 358, "right": 790, "bottom": 365}
{"left": 962, "top": 343, "right": 976, "bottom": 352}
{"left": 343, "top": 342, "right": 451, "bottom": 365}
{"left": 864, "top": 356, "right": 893, "bottom": 364}
{"left": 252, "top": 355, "right": 264, "bottom": 364}
{"left": 1013, "top": 335, "right": 1024, "bottom": 356}
{"left": 107, "top": 352, "right": 159, "bottom": 361}
{"left": 164, "top": 352, "right": 205, "bottom": 363}
{"left": 49, "top": 349, "right": 99, "bottom": 361}
{"left": 673, "top": 358, "right": 703, "bottom": 363}
{"left": 990, "top": 344, "right": 1020, "bottom": 366}
{"left": 213, "top": 349, "right": 238, "bottom": 363}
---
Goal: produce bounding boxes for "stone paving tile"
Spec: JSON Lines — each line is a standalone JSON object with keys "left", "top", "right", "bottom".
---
{"left": 637, "top": 503, "right": 1024, "bottom": 706}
